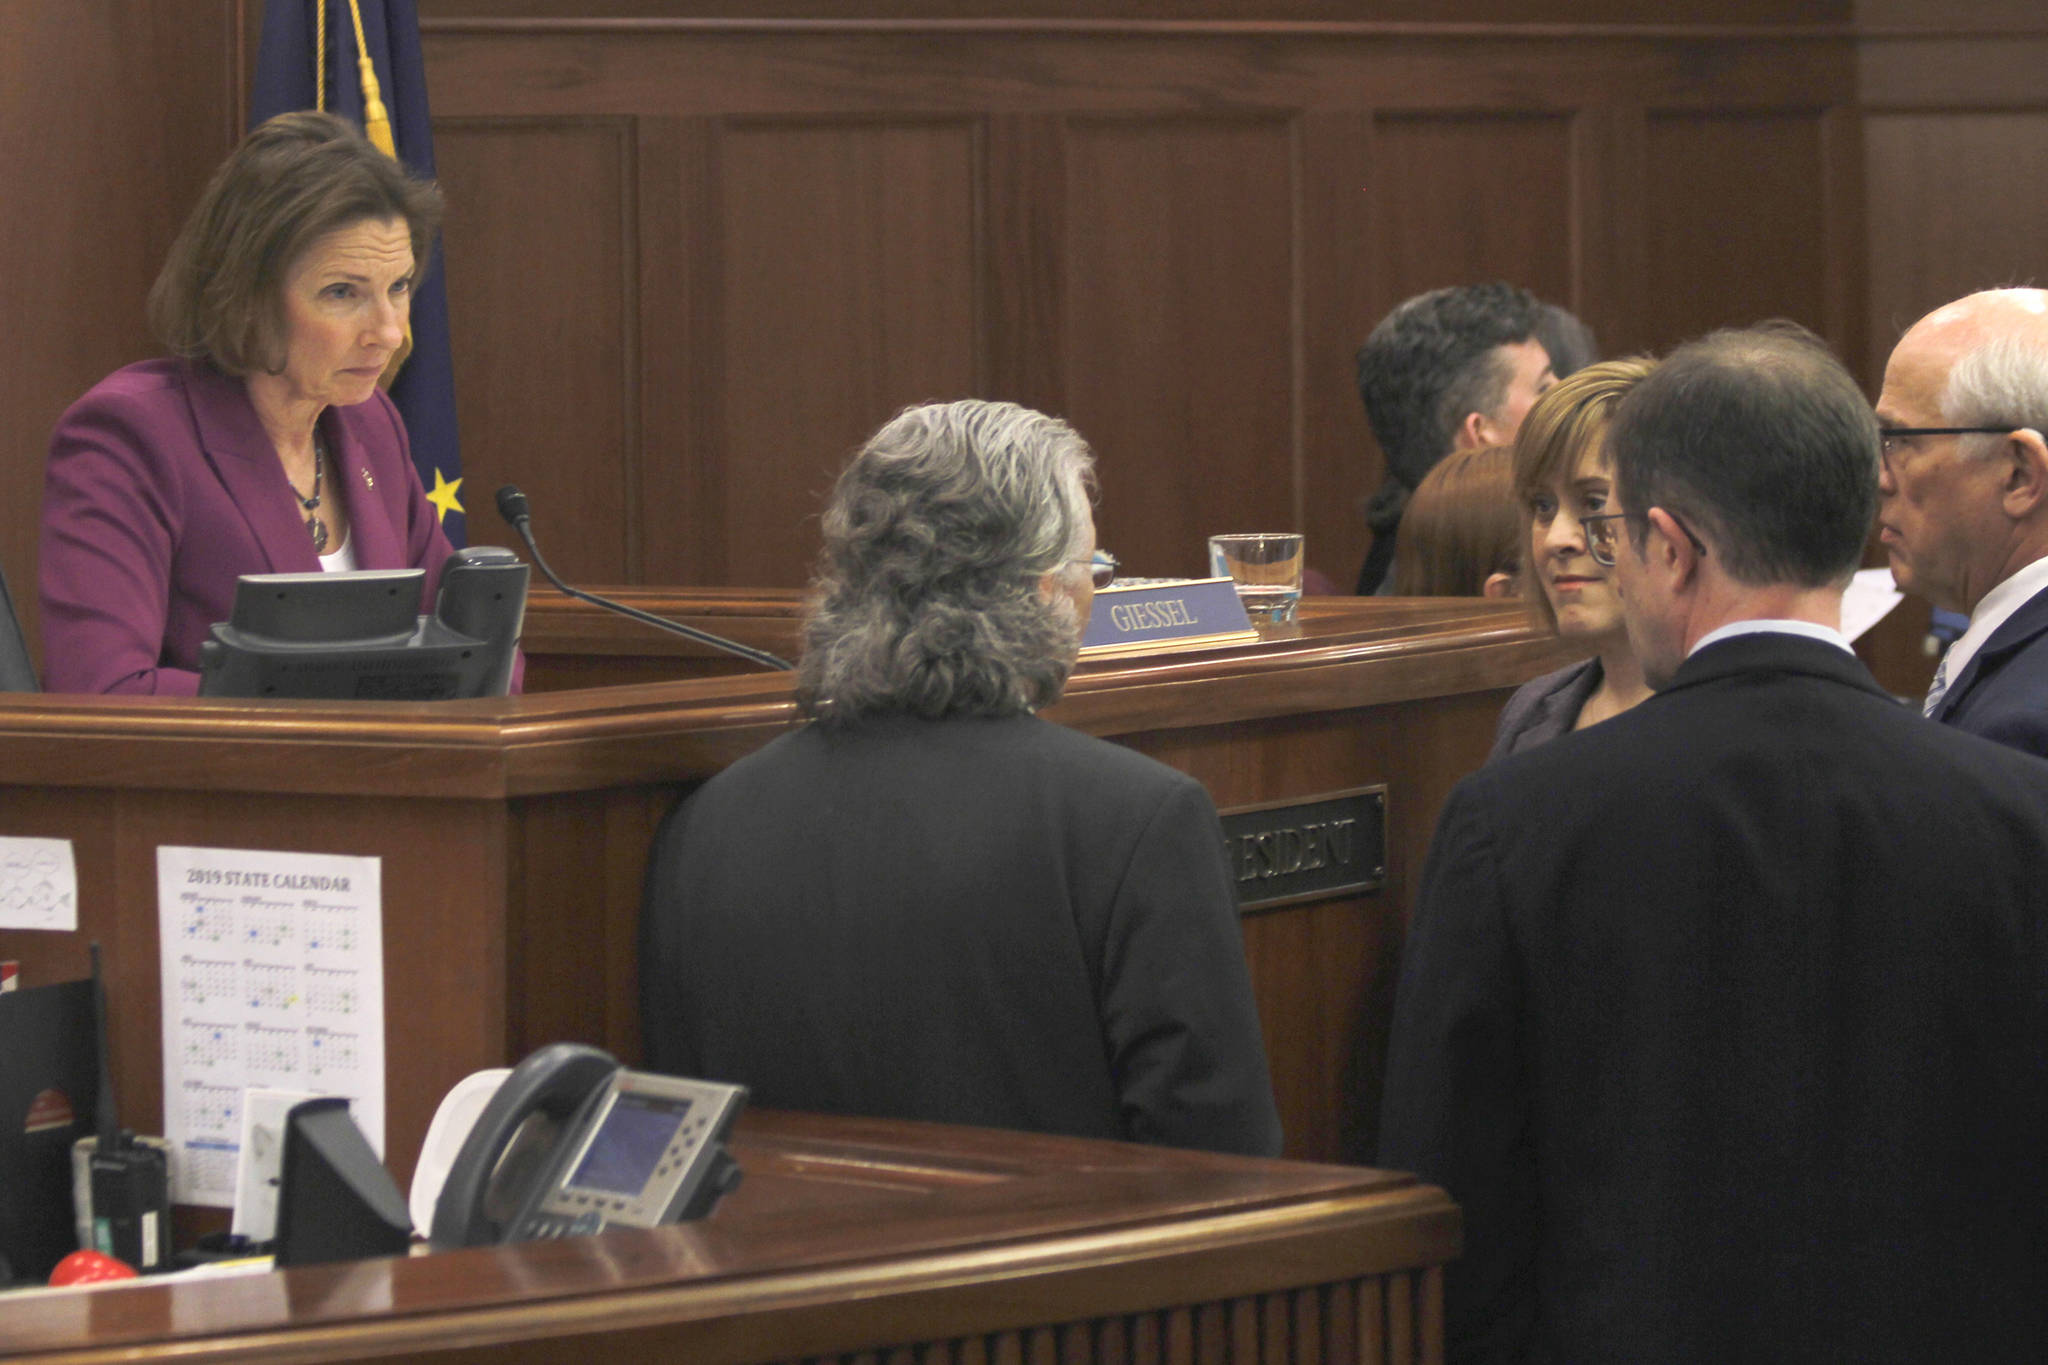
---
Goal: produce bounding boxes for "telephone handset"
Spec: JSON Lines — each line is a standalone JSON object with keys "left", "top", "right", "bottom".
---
{"left": 428, "top": 1042, "right": 747, "bottom": 1249}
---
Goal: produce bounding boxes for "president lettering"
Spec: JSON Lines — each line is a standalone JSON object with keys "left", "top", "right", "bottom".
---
{"left": 1229, "top": 818, "right": 1357, "bottom": 883}
{"left": 1218, "top": 789, "right": 1386, "bottom": 911}
{"left": 1108, "top": 598, "right": 1196, "bottom": 632}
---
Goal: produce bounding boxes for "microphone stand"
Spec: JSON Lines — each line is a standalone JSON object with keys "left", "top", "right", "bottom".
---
{"left": 496, "top": 486, "right": 794, "bottom": 672}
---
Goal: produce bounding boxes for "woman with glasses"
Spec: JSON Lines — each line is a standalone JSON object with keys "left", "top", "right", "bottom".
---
{"left": 1489, "top": 358, "right": 1658, "bottom": 761}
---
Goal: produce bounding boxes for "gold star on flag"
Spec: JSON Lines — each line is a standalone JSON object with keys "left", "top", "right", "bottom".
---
{"left": 425, "top": 467, "right": 464, "bottom": 524}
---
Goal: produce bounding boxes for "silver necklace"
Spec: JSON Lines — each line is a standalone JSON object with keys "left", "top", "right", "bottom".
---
{"left": 294, "top": 435, "right": 328, "bottom": 553}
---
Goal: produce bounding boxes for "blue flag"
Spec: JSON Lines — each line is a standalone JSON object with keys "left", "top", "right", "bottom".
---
{"left": 250, "top": 1, "right": 466, "bottom": 546}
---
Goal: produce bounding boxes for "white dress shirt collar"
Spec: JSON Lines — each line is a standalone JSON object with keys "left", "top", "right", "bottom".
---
{"left": 1937, "top": 555, "right": 2048, "bottom": 691}
{"left": 1690, "top": 618, "right": 1856, "bottom": 658}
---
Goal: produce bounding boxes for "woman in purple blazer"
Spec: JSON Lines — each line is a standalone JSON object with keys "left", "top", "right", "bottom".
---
{"left": 39, "top": 111, "right": 457, "bottom": 696}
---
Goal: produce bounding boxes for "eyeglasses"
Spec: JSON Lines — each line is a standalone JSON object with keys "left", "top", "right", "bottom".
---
{"left": 1074, "top": 551, "right": 1118, "bottom": 589}
{"left": 1582, "top": 511, "right": 1708, "bottom": 569}
{"left": 1878, "top": 425, "right": 2030, "bottom": 459}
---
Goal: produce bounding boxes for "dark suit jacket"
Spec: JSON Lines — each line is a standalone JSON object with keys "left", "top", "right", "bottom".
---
{"left": 640, "top": 712, "right": 1284, "bottom": 1157}
{"left": 1380, "top": 632, "right": 2048, "bottom": 1364}
{"left": 40, "top": 358, "right": 456, "bottom": 695}
{"left": 1929, "top": 577, "right": 2048, "bottom": 759}
{"left": 1487, "top": 657, "right": 1600, "bottom": 763}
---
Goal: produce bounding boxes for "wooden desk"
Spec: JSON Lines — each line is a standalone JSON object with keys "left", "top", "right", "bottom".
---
{"left": 0, "top": 1111, "right": 1457, "bottom": 1365}
{"left": 0, "top": 597, "right": 1575, "bottom": 1201}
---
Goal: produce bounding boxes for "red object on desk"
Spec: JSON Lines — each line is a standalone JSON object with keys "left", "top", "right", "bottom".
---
{"left": 47, "top": 1249, "right": 138, "bottom": 1286}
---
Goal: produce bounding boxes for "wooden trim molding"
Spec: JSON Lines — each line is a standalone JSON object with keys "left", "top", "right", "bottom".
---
{"left": 0, "top": 598, "right": 1579, "bottom": 800}
{"left": 424, "top": 17, "right": 1861, "bottom": 40}
{"left": 0, "top": 1112, "right": 1459, "bottom": 1365}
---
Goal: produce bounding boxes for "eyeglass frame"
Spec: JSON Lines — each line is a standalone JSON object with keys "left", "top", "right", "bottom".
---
{"left": 1878, "top": 425, "right": 2034, "bottom": 460}
{"left": 1072, "top": 551, "right": 1118, "bottom": 589}
{"left": 1581, "top": 510, "right": 1708, "bottom": 569}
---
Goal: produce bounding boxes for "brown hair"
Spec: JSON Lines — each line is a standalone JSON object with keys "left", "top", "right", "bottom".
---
{"left": 1510, "top": 356, "right": 1657, "bottom": 631}
{"left": 1393, "top": 443, "right": 1519, "bottom": 596}
{"left": 147, "top": 110, "right": 443, "bottom": 377}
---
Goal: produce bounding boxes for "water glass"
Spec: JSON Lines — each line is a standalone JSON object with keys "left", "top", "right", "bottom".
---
{"left": 1208, "top": 533, "right": 1304, "bottom": 625}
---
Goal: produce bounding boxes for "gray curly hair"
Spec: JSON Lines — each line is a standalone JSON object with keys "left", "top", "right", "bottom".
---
{"left": 796, "top": 400, "right": 1097, "bottom": 723}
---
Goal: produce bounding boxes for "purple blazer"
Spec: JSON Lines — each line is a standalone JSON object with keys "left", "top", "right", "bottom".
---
{"left": 40, "top": 358, "right": 458, "bottom": 695}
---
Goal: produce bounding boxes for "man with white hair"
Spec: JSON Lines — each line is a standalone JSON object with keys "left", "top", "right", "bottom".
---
{"left": 1876, "top": 288, "right": 2048, "bottom": 756}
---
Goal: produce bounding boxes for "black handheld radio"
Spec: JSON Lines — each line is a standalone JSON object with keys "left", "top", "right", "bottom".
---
{"left": 83, "top": 944, "right": 171, "bottom": 1272}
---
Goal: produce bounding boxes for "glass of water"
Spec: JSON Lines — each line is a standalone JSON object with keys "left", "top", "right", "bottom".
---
{"left": 1208, "top": 533, "right": 1304, "bottom": 625}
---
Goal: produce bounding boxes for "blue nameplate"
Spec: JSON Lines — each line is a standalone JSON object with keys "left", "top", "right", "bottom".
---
{"left": 1080, "top": 578, "right": 1259, "bottom": 658}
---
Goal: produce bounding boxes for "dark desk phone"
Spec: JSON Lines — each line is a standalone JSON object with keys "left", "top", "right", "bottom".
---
{"left": 429, "top": 1043, "right": 748, "bottom": 1248}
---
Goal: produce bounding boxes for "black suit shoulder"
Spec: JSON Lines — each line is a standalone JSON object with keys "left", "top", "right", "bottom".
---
{"left": 1938, "top": 580, "right": 2048, "bottom": 760}
{"left": 1385, "top": 632, "right": 2048, "bottom": 1363}
{"left": 641, "top": 711, "right": 1282, "bottom": 1156}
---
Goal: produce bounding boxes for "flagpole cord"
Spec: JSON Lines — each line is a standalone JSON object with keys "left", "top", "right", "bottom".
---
{"left": 349, "top": 0, "right": 397, "bottom": 156}
{"left": 315, "top": 0, "right": 327, "bottom": 110}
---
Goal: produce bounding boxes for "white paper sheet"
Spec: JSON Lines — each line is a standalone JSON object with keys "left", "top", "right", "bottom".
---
{"left": 156, "top": 846, "right": 384, "bottom": 1208}
{"left": 0, "top": 835, "right": 78, "bottom": 931}
{"left": 1842, "top": 567, "right": 1907, "bottom": 643}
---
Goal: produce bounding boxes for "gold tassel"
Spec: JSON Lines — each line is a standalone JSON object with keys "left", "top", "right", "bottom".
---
{"left": 348, "top": 0, "right": 395, "bottom": 157}
{"left": 340, "top": 0, "right": 412, "bottom": 382}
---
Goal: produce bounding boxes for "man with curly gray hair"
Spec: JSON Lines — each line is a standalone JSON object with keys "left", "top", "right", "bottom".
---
{"left": 640, "top": 399, "right": 1283, "bottom": 1156}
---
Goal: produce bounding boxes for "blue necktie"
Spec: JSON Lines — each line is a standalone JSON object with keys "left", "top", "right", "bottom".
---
{"left": 1923, "top": 656, "right": 1950, "bottom": 717}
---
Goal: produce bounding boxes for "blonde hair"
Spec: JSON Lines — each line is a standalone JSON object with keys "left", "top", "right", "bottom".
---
{"left": 1510, "top": 357, "right": 1656, "bottom": 631}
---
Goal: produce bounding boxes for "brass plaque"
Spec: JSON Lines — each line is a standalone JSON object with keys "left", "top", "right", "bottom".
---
{"left": 1219, "top": 785, "right": 1387, "bottom": 914}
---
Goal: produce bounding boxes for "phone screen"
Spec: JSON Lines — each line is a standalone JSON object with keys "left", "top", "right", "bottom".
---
{"left": 566, "top": 1092, "right": 695, "bottom": 1197}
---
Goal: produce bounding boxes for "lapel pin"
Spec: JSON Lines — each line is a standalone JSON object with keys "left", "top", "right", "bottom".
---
{"left": 362, "top": 469, "right": 375, "bottom": 489}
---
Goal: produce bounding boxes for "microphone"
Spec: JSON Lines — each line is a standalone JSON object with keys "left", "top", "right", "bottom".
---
{"left": 496, "top": 485, "right": 793, "bottom": 672}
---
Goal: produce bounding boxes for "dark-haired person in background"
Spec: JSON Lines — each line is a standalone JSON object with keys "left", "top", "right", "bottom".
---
{"left": 641, "top": 399, "right": 1283, "bottom": 1157}
{"left": 1354, "top": 282, "right": 1557, "bottom": 594}
{"left": 1534, "top": 301, "right": 1599, "bottom": 380}
{"left": 1380, "top": 323, "right": 2048, "bottom": 1363}
{"left": 39, "top": 110, "right": 457, "bottom": 695}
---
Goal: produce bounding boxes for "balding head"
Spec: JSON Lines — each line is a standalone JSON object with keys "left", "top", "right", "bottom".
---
{"left": 1906, "top": 287, "right": 2048, "bottom": 344}
{"left": 1876, "top": 289, "right": 2048, "bottom": 614}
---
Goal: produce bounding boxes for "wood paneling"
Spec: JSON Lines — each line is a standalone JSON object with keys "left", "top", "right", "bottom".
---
{"left": 4, "top": 8, "right": 1878, "bottom": 630}
{"left": 0, "top": 0, "right": 243, "bottom": 671}
{"left": 1369, "top": 114, "right": 1576, "bottom": 309}
{"left": 0, "top": 599, "right": 1579, "bottom": 1173}
{"left": 425, "top": 0, "right": 1845, "bottom": 21}
{"left": 1296, "top": 112, "right": 1378, "bottom": 589}
{"left": 1064, "top": 117, "right": 1296, "bottom": 579}
{"left": 714, "top": 118, "right": 981, "bottom": 585}
{"left": 1642, "top": 111, "right": 1833, "bottom": 348}
{"left": 1, "top": 785, "right": 508, "bottom": 1204}
{"left": 2, "top": 1110, "right": 1456, "bottom": 1365}
{"left": 1854, "top": 5, "right": 2048, "bottom": 699}
{"left": 436, "top": 119, "right": 636, "bottom": 580}
{"left": 407, "top": 16, "right": 1862, "bottom": 590}
{"left": 1863, "top": 112, "right": 2048, "bottom": 374}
